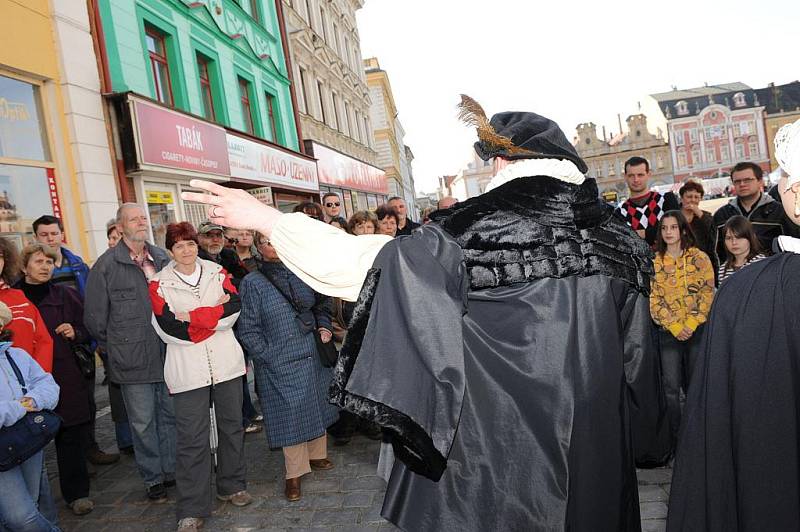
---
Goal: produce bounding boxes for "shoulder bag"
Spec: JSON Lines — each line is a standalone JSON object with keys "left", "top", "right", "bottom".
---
{"left": 0, "top": 352, "right": 62, "bottom": 472}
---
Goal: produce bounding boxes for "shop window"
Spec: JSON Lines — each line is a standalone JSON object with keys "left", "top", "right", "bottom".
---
{"left": 145, "top": 26, "right": 174, "bottom": 106}
{"left": 265, "top": 91, "right": 279, "bottom": 143}
{"left": 238, "top": 77, "right": 255, "bottom": 135}
{"left": 196, "top": 54, "right": 216, "bottom": 122}
{"left": 0, "top": 75, "right": 50, "bottom": 161}
{"left": 0, "top": 74, "right": 61, "bottom": 246}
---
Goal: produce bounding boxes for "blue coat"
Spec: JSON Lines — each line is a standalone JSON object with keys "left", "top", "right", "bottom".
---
{"left": 237, "top": 263, "right": 338, "bottom": 448}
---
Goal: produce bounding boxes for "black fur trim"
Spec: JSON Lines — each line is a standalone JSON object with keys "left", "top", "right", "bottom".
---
{"left": 431, "top": 176, "right": 654, "bottom": 294}
{"left": 329, "top": 268, "right": 447, "bottom": 481}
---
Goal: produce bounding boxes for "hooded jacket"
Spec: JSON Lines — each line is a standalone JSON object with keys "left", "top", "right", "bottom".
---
{"left": 712, "top": 192, "right": 799, "bottom": 262}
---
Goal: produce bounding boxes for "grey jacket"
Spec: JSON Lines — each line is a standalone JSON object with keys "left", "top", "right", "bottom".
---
{"left": 84, "top": 241, "right": 170, "bottom": 384}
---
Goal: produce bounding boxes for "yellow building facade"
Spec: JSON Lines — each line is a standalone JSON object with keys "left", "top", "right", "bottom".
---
{"left": 0, "top": 0, "right": 118, "bottom": 260}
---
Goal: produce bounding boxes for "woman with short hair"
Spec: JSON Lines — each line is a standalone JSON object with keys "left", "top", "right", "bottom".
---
{"left": 17, "top": 243, "right": 95, "bottom": 516}
{"left": 679, "top": 180, "right": 718, "bottom": 278}
{"left": 292, "top": 202, "right": 325, "bottom": 221}
{"left": 348, "top": 211, "right": 377, "bottom": 235}
{"left": 375, "top": 205, "right": 400, "bottom": 237}
{"left": 148, "top": 222, "right": 252, "bottom": 532}
{"left": 237, "top": 232, "right": 337, "bottom": 502}
{"left": 717, "top": 215, "right": 766, "bottom": 285}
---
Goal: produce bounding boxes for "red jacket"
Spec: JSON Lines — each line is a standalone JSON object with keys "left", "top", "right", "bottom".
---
{"left": 0, "top": 287, "right": 53, "bottom": 372}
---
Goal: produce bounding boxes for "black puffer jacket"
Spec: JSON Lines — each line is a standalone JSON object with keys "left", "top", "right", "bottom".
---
{"left": 712, "top": 193, "right": 799, "bottom": 262}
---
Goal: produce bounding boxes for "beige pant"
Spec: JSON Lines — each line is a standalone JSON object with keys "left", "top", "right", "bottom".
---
{"left": 282, "top": 434, "right": 327, "bottom": 479}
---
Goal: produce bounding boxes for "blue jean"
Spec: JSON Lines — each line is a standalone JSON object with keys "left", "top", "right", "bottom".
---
{"left": 0, "top": 450, "right": 60, "bottom": 531}
{"left": 115, "top": 420, "right": 133, "bottom": 449}
{"left": 121, "top": 382, "right": 176, "bottom": 488}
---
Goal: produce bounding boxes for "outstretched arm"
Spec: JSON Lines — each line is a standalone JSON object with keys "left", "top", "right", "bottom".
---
{"left": 182, "top": 180, "right": 392, "bottom": 301}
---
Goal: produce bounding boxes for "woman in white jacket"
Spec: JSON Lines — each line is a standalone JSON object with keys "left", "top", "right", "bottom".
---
{"left": 148, "top": 222, "right": 252, "bottom": 532}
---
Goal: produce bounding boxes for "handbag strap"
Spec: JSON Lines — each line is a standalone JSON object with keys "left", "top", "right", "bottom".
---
{"left": 260, "top": 265, "right": 304, "bottom": 315}
{"left": 4, "top": 351, "right": 27, "bottom": 395}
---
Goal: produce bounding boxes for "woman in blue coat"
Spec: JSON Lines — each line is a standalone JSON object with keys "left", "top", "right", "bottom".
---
{"left": 237, "top": 233, "right": 338, "bottom": 503}
{"left": 0, "top": 301, "right": 61, "bottom": 531}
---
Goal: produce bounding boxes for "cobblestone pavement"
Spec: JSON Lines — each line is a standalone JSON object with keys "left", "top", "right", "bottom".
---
{"left": 47, "top": 371, "right": 671, "bottom": 531}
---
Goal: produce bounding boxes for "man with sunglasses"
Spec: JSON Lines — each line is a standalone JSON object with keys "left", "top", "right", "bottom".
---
{"left": 712, "top": 161, "right": 799, "bottom": 262}
{"left": 322, "top": 193, "right": 342, "bottom": 222}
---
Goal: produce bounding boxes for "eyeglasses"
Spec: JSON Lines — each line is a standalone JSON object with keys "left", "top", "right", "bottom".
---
{"left": 732, "top": 177, "right": 757, "bottom": 186}
{"left": 325, "top": 202, "right": 340, "bottom": 208}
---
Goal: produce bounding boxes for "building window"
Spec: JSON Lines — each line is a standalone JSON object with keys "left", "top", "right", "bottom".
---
{"left": 363, "top": 116, "right": 371, "bottom": 147}
{"left": 238, "top": 77, "right": 255, "bottom": 135}
{"left": 297, "top": 67, "right": 308, "bottom": 113}
{"left": 344, "top": 101, "right": 352, "bottom": 138}
{"left": 721, "top": 144, "right": 730, "bottom": 161}
{"left": 332, "top": 22, "right": 341, "bottom": 55}
{"left": 304, "top": 0, "right": 314, "bottom": 28}
{"left": 196, "top": 54, "right": 216, "bottom": 121}
{"left": 691, "top": 148, "right": 701, "bottom": 166}
{"left": 735, "top": 141, "right": 745, "bottom": 159}
{"left": 145, "top": 26, "right": 174, "bottom": 106}
{"left": 733, "top": 92, "right": 746, "bottom": 108}
{"left": 677, "top": 150, "right": 687, "bottom": 168}
{"left": 705, "top": 145, "right": 716, "bottom": 162}
{"left": 265, "top": 92, "right": 279, "bottom": 142}
{"left": 657, "top": 154, "right": 665, "bottom": 169}
{"left": 317, "top": 81, "right": 326, "bottom": 124}
{"left": 319, "top": 6, "right": 327, "bottom": 41}
{"left": 704, "top": 127, "right": 713, "bottom": 141}
{"left": 676, "top": 100, "right": 688, "bottom": 116}
{"left": 0, "top": 74, "right": 61, "bottom": 245}
{"left": 248, "top": 0, "right": 260, "bottom": 23}
{"left": 674, "top": 129, "right": 685, "bottom": 146}
{"left": 607, "top": 161, "right": 615, "bottom": 176}
{"left": 748, "top": 139, "right": 759, "bottom": 157}
{"left": 331, "top": 92, "right": 339, "bottom": 130}
{"left": 353, "top": 109, "right": 361, "bottom": 142}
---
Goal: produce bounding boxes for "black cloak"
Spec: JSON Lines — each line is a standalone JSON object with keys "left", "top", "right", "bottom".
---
{"left": 331, "top": 176, "right": 670, "bottom": 531}
{"left": 667, "top": 251, "right": 800, "bottom": 532}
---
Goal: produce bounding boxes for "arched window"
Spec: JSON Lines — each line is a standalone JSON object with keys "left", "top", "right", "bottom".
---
{"left": 733, "top": 92, "right": 746, "bottom": 108}
{"left": 676, "top": 100, "right": 689, "bottom": 116}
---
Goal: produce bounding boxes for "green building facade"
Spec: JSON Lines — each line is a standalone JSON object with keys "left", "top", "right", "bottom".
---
{"left": 99, "top": 0, "right": 297, "bottom": 148}
{"left": 98, "top": 0, "right": 323, "bottom": 247}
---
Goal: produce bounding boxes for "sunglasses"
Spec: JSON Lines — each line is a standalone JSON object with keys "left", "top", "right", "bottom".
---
{"left": 325, "top": 202, "right": 341, "bottom": 208}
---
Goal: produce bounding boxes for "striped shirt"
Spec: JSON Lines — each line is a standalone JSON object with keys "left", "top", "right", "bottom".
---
{"left": 717, "top": 254, "right": 767, "bottom": 285}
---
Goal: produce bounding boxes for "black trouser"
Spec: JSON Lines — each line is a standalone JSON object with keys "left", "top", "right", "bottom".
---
{"left": 659, "top": 327, "right": 704, "bottom": 450}
{"left": 55, "top": 422, "right": 91, "bottom": 504}
{"left": 241, "top": 374, "right": 258, "bottom": 426}
{"left": 173, "top": 378, "right": 246, "bottom": 520}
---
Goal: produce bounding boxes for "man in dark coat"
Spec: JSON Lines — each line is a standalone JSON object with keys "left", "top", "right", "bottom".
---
{"left": 196, "top": 221, "right": 248, "bottom": 286}
{"left": 667, "top": 121, "right": 800, "bottom": 531}
{"left": 181, "top": 97, "right": 670, "bottom": 531}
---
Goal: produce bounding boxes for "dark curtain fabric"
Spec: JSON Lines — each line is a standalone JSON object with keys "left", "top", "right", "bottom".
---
{"left": 668, "top": 253, "right": 800, "bottom": 532}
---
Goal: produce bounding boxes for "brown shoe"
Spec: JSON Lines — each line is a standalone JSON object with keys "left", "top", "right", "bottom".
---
{"left": 309, "top": 458, "right": 334, "bottom": 471}
{"left": 88, "top": 448, "right": 120, "bottom": 465}
{"left": 285, "top": 477, "right": 301, "bottom": 502}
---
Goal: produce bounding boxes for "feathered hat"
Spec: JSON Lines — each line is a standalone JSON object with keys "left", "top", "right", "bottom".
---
{"left": 457, "top": 95, "right": 588, "bottom": 174}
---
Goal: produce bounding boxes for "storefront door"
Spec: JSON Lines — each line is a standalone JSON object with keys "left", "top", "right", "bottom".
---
{"left": 144, "top": 182, "right": 178, "bottom": 249}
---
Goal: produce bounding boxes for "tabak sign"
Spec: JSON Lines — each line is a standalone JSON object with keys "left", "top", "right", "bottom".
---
{"left": 311, "top": 142, "right": 387, "bottom": 194}
{"left": 226, "top": 134, "right": 318, "bottom": 192}
{"left": 132, "top": 98, "right": 230, "bottom": 176}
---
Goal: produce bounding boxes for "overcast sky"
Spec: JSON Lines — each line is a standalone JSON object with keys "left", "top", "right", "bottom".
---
{"left": 356, "top": 0, "right": 799, "bottom": 194}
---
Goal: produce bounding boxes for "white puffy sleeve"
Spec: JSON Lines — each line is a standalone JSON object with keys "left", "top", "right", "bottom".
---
{"left": 270, "top": 213, "right": 393, "bottom": 301}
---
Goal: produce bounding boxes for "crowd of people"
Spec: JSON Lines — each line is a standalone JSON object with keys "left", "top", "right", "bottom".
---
{"left": 0, "top": 138, "right": 798, "bottom": 531}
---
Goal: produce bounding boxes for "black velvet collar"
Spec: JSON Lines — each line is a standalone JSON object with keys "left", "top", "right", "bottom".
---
{"left": 431, "top": 176, "right": 654, "bottom": 294}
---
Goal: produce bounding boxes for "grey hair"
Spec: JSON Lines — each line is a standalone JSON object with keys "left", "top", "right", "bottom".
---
{"left": 115, "top": 202, "right": 145, "bottom": 224}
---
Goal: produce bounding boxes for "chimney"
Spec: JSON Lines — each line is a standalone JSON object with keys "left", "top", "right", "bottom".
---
{"left": 617, "top": 114, "right": 623, "bottom": 135}
{"left": 602, "top": 125, "right": 607, "bottom": 141}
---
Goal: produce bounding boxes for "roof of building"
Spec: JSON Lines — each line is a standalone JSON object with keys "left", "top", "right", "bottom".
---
{"left": 755, "top": 81, "right": 800, "bottom": 114}
{"left": 651, "top": 82, "right": 752, "bottom": 102}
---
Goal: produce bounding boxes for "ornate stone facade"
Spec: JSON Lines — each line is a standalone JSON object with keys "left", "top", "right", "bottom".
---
{"left": 282, "top": 0, "right": 378, "bottom": 166}
{"left": 575, "top": 114, "right": 673, "bottom": 197}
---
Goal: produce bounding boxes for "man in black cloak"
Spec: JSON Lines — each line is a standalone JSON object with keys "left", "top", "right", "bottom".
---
{"left": 182, "top": 97, "right": 670, "bottom": 531}
{"left": 666, "top": 119, "right": 800, "bottom": 532}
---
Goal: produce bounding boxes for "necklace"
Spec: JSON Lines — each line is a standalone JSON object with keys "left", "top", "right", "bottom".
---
{"left": 174, "top": 264, "right": 202, "bottom": 287}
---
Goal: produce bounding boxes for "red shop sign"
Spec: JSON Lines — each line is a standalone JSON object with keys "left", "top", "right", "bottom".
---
{"left": 311, "top": 142, "right": 387, "bottom": 194}
{"left": 132, "top": 98, "right": 230, "bottom": 176}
